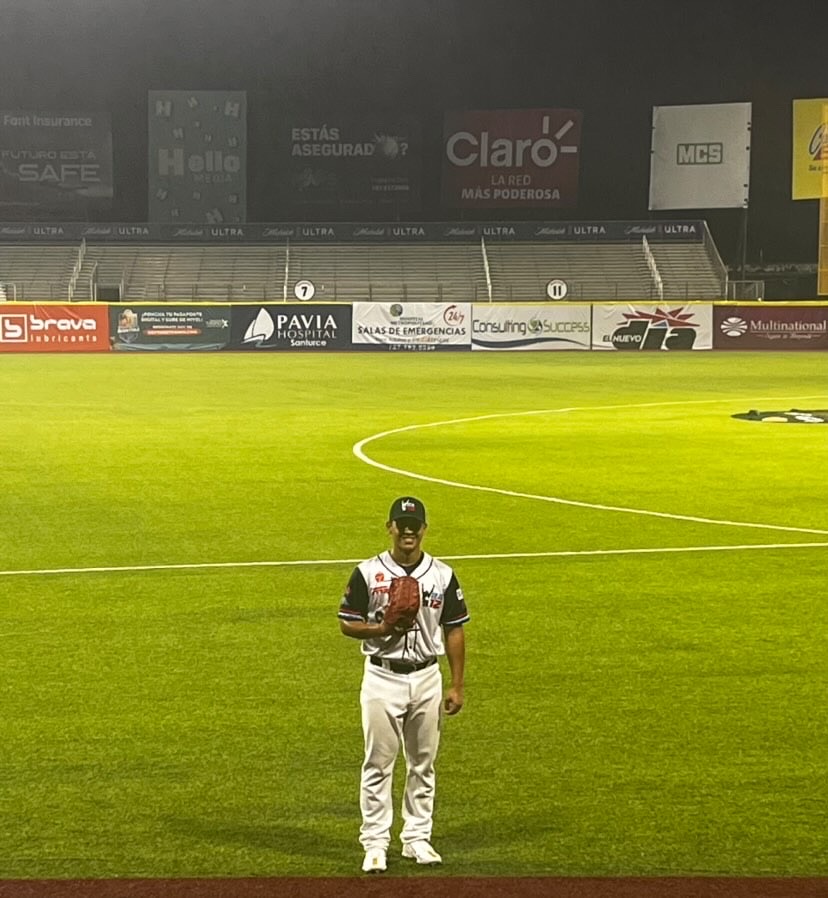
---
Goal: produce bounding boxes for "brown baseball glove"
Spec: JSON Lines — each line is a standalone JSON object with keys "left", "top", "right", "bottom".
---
{"left": 384, "top": 576, "right": 421, "bottom": 631}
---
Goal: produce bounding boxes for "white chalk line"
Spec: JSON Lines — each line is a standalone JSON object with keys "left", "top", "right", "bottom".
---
{"left": 353, "top": 396, "right": 828, "bottom": 537}
{"left": 1, "top": 541, "right": 827, "bottom": 578}
{"left": 5, "top": 396, "right": 827, "bottom": 580}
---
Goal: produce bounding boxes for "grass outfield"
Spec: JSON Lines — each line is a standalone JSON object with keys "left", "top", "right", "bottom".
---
{"left": 1, "top": 350, "right": 827, "bottom": 878}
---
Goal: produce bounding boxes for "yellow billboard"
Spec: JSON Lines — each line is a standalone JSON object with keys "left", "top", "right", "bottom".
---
{"left": 792, "top": 98, "right": 828, "bottom": 200}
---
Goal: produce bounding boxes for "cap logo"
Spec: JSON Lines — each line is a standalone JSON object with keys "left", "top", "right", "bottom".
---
{"left": 388, "top": 496, "right": 426, "bottom": 523}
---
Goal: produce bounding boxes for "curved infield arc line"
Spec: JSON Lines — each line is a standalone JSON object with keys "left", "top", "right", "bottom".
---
{"left": 353, "top": 396, "right": 828, "bottom": 537}
{"left": 2, "top": 541, "right": 828, "bottom": 577}
{"left": 5, "top": 398, "right": 827, "bottom": 580}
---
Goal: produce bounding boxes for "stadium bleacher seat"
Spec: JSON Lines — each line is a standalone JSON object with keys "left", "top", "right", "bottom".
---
{"left": 288, "top": 242, "right": 488, "bottom": 303}
{"left": 0, "top": 227, "right": 727, "bottom": 302}
{"left": 74, "top": 244, "right": 288, "bottom": 302}
{"left": 0, "top": 244, "right": 79, "bottom": 300}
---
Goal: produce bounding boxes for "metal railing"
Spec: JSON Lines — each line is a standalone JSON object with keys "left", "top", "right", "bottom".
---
{"left": 67, "top": 238, "right": 86, "bottom": 301}
{"left": 499, "top": 281, "right": 669, "bottom": 302}
{"left": 283, "top": 238, "right": 291, "bottom": 302}
{"left": 701, "top": 221, "right": 728, "bottom": 297}
{"left": 480, "top": 236, "right": 493, "bottom": 302}
{"left": 727, "top": 280, "right": 765, "bottom": 300}
{"left": 89, "top": 261, "right": 99, "bottom": 301}
{"left": 642, "top": 236, "right": 664, "bottom": 300}
{"left": 0, "top": 281, "right": 69, "bottom": 301}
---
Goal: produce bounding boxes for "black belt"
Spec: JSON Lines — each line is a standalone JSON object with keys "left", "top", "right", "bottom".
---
{"left": 370, "top": 656, "right": 437, "bottom": 674}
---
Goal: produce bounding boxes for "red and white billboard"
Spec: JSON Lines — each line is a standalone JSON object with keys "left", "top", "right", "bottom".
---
{"left": 0, "top": 303, "right": 110, "bottom": 352}
{"left": 442, "top": 108, "right": 582, "bottom": 208}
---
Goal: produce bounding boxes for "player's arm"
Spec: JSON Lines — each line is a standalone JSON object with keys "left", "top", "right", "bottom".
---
{"left": 441, "top": 572, "right": 468, "bottom": 715}
{"left": 338, "top": 567, "right": 396, "bottom": 639}
{"left": 340, "top": 619, "right": 397, "bottom": 639}
{"left": 443, "top": 624, "right": 465, "bottom": 715}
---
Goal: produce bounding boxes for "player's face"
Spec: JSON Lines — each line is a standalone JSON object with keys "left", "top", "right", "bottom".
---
{"left": 388, "top": 517, "right": 426, "bottom": 555}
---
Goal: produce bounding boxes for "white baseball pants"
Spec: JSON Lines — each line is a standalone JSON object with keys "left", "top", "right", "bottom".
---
{"left": 358, "top": 657, "right": 443, "bottom": 850}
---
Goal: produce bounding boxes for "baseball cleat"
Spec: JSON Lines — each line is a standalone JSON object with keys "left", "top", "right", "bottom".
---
{"left": 362, "top": 847, "right": 387, "bottom": 873}
{"left": 402, "top": 840, "right": 442, "bottom": 865}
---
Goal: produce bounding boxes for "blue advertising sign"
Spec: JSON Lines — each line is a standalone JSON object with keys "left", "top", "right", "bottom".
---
{"left": 227, "top": 304, "right": 353, "bottom": 351}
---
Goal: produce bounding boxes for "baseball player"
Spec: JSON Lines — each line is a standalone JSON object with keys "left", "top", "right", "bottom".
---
{"left": 338, "top": 496, "right": 469, "bottom": 874}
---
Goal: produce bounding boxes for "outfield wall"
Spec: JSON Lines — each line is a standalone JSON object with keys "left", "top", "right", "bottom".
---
{"left": 1, "top": 301, "right": 827, "bottom": 353}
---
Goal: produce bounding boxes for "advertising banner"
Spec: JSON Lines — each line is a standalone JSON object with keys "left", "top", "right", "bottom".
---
{"left": 528, "top": 221, "right": 705, "bottom": 242}
{"left": 714, "top": 305, "right": 828, "bottom": 350}
{"left": 792, "top": 98, "right": 828, "bottom": 200}
{"left": 592, "top": 304, "right": 712, "bottom": 351}
{"left": 227, "top": 304, "right": 352, "bottom": 351}
{"left": 0, "top": 303, "right": 110, "bottom": 352}
{"left": 471, "top": 304, "right": 591, "bottom": 351}
{"left": 110, "top": 305, "right": 231, "bottom": 351}
{"left": 649, "top": 103, "right": 751, "bottom": 210}
{"left": 283, "top": 118, "right": 421, "bottom": 210}
{"left": 0, "top": 111, "right": 113, "bottom": 214}
{"left": 352, "top": 302, "right": 471, "bottom": 351}
{"left": 442, "top": 108, "right": 581, "bottom": 208}
{"left": 0, "top": 219, "right": 707, "bottom": 244}
{"left": 148, "top": 91, "right": 247, "bottom": 223}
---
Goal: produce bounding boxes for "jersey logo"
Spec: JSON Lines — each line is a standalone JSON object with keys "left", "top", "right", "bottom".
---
{"left": 422, "top": 587, "right": 443, "bottom": 610}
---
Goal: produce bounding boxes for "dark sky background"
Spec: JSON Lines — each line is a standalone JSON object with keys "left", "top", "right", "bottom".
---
{"left": 2, "top": 0, "right": 828, "bottom": 264}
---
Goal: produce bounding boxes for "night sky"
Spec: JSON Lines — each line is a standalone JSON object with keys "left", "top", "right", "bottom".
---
{"left": 2, "top": 0, "right": 828, "bottom": 264}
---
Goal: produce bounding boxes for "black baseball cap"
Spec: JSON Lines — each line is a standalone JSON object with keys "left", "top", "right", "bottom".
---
{"left": 388, "top": 496, "right": 427, "bottom": 524}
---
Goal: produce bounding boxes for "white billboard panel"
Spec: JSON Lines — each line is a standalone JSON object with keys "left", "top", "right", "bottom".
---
{"left": 649, "top": 103, "right": 751, "bottom": 210}
{"left": 591, "top": 304, "right": 713, "bottom": 351}
{"left": 471, "top": 304, "right": 590, "bottom": 350}
{"left": 352, "top": 302, "right": 471, "bottom": 350}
